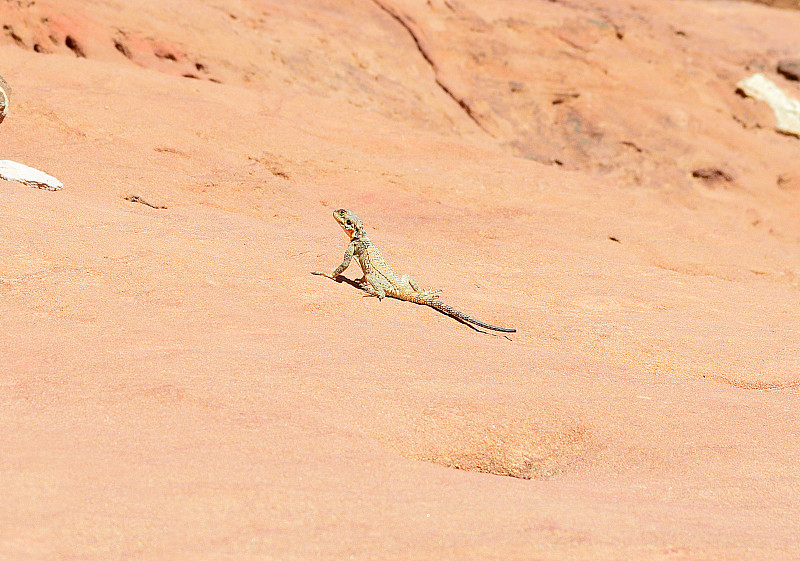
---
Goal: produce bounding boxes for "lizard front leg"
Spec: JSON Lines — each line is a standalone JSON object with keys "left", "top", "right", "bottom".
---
{"left": 312, "top": 240, "right": 355, "bottom": 279}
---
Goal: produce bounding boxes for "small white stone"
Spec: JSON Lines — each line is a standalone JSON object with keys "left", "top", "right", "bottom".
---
{"left": 0, "top": 160, "right": 64, "bottom": 191}
{"left": 736, "top": 73, "right": 800, "bottom": 137}
{"left": 0, "top": 74, "right": 10, "bottom": 124}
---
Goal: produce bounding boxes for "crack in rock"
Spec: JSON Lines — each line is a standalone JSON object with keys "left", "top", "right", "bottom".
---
{"left": 370, "top": 0, "right": 493, "bottom": 136}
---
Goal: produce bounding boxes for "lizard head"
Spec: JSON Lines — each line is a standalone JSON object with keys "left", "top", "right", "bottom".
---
{"left": 333, "top": 209, "right": 364, "bottom": 239}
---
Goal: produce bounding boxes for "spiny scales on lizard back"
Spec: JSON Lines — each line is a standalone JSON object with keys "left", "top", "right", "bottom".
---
{"left": 312, "top": 209, "right": 516, "bottom": 333}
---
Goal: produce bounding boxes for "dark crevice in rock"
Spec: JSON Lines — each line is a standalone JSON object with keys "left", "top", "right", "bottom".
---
{"left": 114, "top": 38, "right": 132, "bottom": 59}
{"left": 64, "top": 35, "right": 86, "bottom": 57}
{"left": 370, "top": 0, "right": 493, "bottom": 136}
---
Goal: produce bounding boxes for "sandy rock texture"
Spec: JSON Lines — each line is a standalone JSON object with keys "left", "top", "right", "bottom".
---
{"left": 1, "top": 0, "right": 799, "bottom": 559}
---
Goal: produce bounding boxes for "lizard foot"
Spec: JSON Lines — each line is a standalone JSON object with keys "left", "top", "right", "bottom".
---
{"left": 361, "top": 292, "right": 383, "bottom": 300}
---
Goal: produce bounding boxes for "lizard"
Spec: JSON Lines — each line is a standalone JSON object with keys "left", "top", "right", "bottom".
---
{"left": 312, "top": 209, "right": 516, "bottom": 333}
{"left": 124, "top": 194, "right": 167, "bottom": 209}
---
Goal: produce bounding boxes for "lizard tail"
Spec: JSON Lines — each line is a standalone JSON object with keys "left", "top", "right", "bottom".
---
{"left": 406, "top": 293, "right": 516, "bottom": 333}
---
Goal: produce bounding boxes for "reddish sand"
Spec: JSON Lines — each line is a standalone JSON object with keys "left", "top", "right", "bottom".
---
{"left": 1, "top": 0, "right": 799, "bottom": 559}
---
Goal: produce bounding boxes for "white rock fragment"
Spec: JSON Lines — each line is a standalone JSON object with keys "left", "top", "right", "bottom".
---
{"left": 0, "top": 160, "right": 63, "bottom": 191}
{"left": 0, "top": 74, "right": 10, "bottom": 124}
{"left": 736, "top": 73, "right": 800, "bottom": 137}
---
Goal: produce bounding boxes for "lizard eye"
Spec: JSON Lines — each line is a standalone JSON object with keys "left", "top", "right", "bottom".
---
{"left": 346, "top": 220, "right": 352, "bottom": 226}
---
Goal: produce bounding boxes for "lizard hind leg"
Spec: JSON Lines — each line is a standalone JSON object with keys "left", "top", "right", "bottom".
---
{"left": 401, "top": 274, "right": 440, "bottom": 297}
{"left": 359, "top": 275, "right": 386, "bottom": 300}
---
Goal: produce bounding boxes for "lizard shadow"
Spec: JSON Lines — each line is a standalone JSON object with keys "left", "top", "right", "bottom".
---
{"left": 325, "top": 274, "right": 507, "bottom": 338}
{"left": 325, "top": 274, "right": 368, "bottom": 292}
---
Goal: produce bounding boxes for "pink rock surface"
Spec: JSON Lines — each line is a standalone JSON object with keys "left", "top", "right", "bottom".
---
{"left": 1, "top": 0, "right": 799, "bottom": 559}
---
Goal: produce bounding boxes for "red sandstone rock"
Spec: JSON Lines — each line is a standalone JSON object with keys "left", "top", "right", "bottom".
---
{"left": 1, "top": 1, "right": 799, "bottom": 559}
